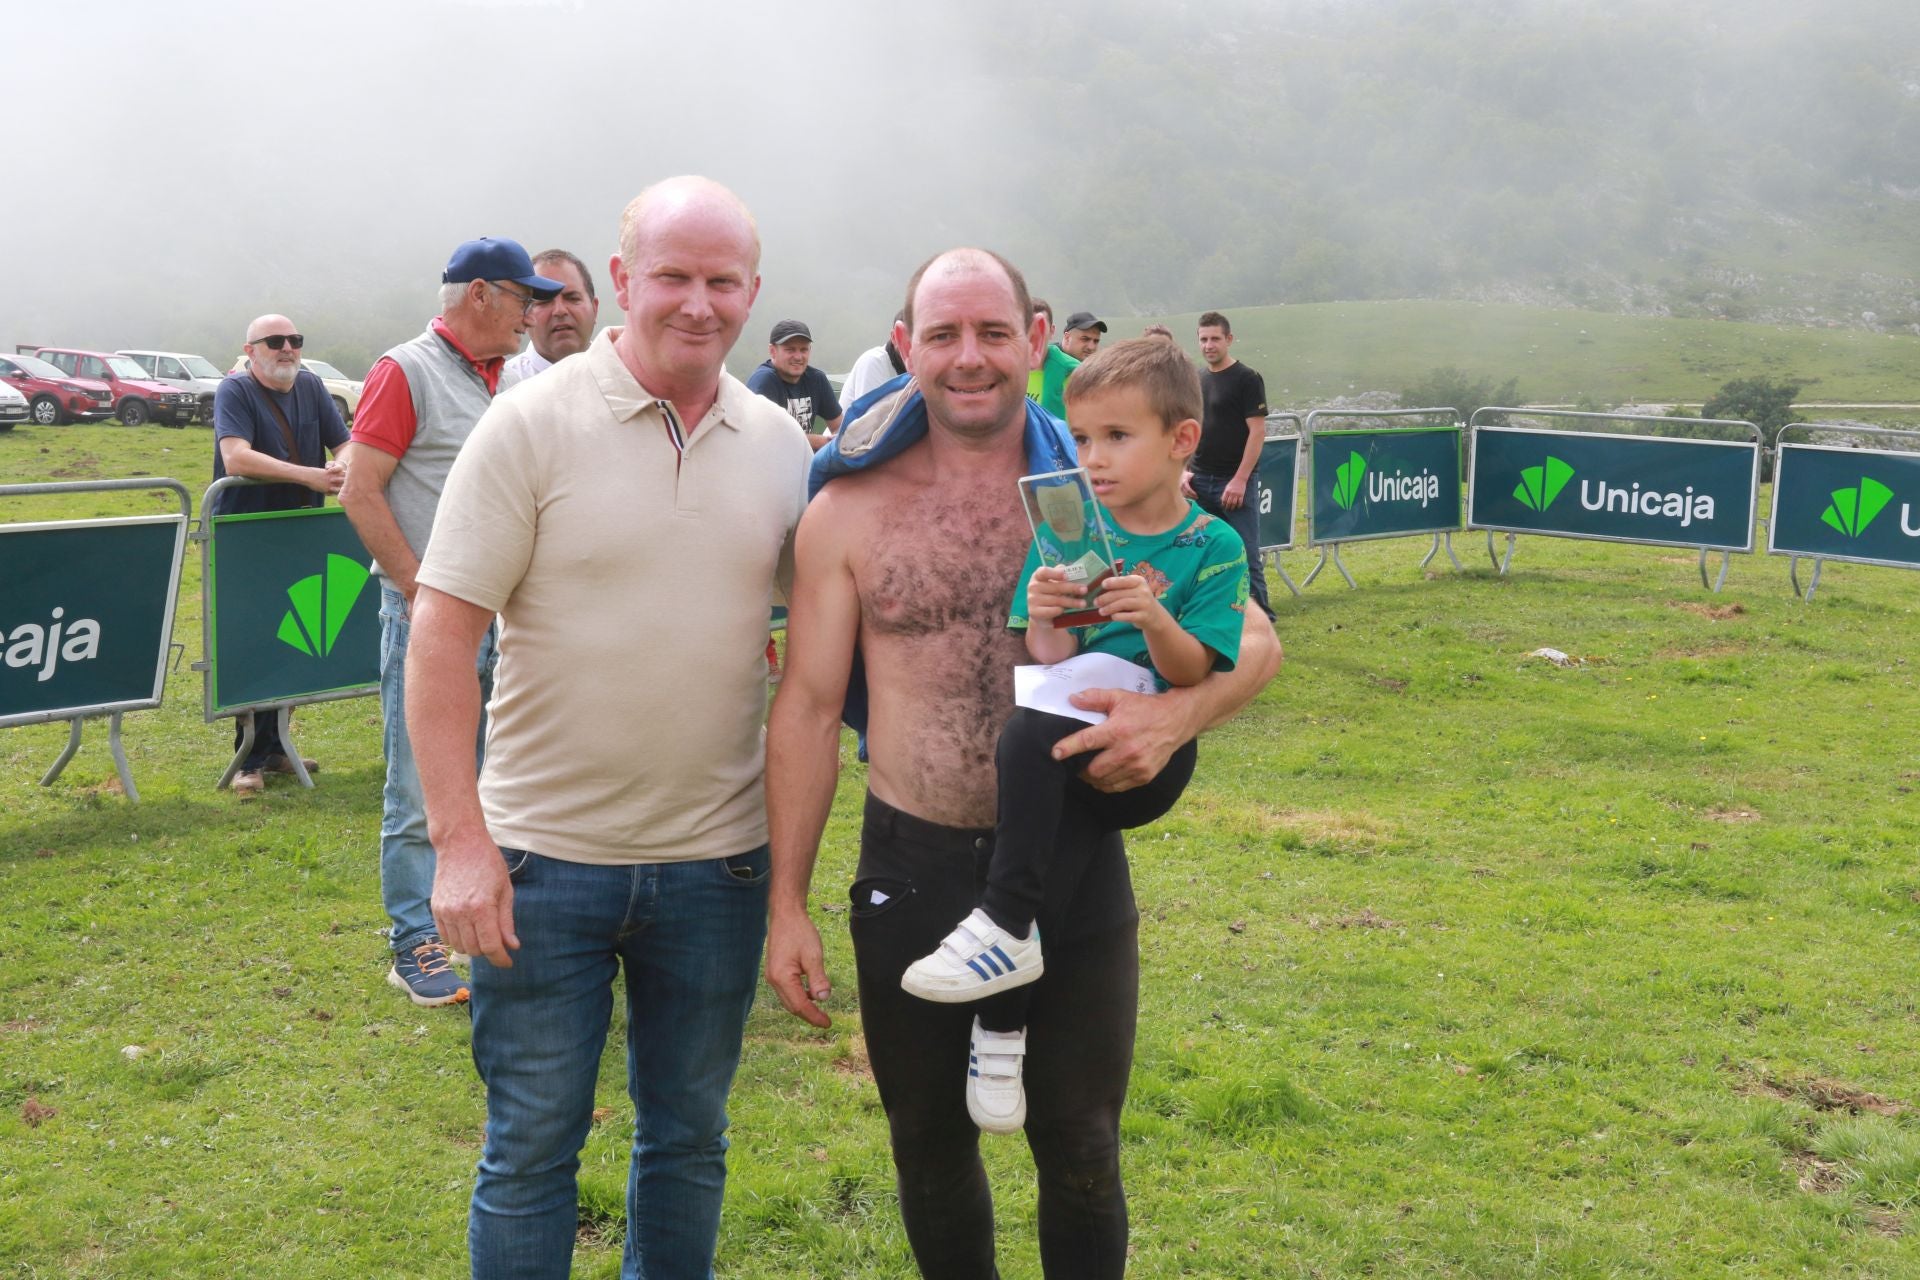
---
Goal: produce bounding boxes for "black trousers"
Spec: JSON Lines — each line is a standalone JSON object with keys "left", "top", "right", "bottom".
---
{"left": 852, "top": 794, "right": 1139, "bottom": 1280}
{"left": 978, "top": 708, "right": 1195, "bottom": 1033}
{"left": 233, "top": 708, "right": 286, "bottom": 771}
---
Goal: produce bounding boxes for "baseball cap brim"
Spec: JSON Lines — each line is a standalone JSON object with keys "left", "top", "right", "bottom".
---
{"left": 517, "top": 272, "right": 565, "bottom": 299}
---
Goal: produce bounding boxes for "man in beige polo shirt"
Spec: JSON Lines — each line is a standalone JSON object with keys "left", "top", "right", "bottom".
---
{"left": 404, "top": 176, "right": 810, "bottom": 1279}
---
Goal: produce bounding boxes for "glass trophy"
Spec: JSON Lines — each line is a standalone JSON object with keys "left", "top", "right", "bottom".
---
{"left": 1018, "top": 467, "right": 1121, "bottom": 628}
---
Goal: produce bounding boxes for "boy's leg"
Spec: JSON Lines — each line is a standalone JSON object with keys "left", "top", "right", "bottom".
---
{"left": 974, "top": 735, "right": 1195, "bottom": 1036}
{"left": 980, "top": 707, "right": 1098, "bottom": 936}
{"left": 1071, "top": 738, "right": 1198, "bottom": 835}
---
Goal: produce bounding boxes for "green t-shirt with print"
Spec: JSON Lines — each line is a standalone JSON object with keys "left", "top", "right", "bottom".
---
{"left": 1009, "top": 500, "right": 1248, "bottom": 688}
{"left": 1025, "top": 343, "right": 1081, "bottom": 419}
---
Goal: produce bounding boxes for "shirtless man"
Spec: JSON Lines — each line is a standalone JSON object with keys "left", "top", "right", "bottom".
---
{"left": 765, "top": 247, "right": 1280, "bottom": 1278}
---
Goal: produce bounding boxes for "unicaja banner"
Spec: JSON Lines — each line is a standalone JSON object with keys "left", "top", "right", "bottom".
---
{"left": 1308, "top": 427, "right": 1462, "bottom": 544}
{"left": 1470, "top": 426, "right": 1758, "bottom": 552}
{"left": 207, "top": 507, "right": 380, "bottom": 715}
{"left": 1770, "top": 444, "right": 1920, "bottom": 569}
{"left": 0, "top": 515, "right": 186, "bottom": 723}
{"left": 1255, "top": 434, "right": 1301, "bottom": 551}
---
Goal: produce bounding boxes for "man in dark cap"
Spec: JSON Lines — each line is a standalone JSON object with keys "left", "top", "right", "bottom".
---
{"left": 1059, "top": 310, "right": 1107, "bottom": 360}
{"left": 747, "top": 318, "right": 843, "bottom": 448}
{"left": 341, "top": 236, "right": 560, "bottom": 1008}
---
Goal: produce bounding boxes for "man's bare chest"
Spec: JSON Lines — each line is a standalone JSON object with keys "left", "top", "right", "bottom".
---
{"left": 855, "top": 489, "right": 1032, "bottom": 642}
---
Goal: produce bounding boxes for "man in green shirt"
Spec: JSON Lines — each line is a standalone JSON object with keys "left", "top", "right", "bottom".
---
{"left": 1026, "top": 298, "right": 1082, "bottom": 419}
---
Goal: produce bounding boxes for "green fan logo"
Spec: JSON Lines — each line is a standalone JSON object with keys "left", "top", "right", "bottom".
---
{"left": 1819, "top": 476, "right": 1893, "bottom": 538}
{"left": 1514, "top": 456, "right": 1574, "bottom": 512}
{"left": 1333, "top": 451, "right": 1367, "bottom": 509}
{"left": 276, "top": 554, "right": 372, "bottom": 657}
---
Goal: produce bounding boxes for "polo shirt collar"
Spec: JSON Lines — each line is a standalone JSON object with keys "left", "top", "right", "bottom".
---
{"left": 430, "top": 316, "right": 505, "bottom": 389}
{"left": 589, "top": 328, "right": 743, "bottom": 433}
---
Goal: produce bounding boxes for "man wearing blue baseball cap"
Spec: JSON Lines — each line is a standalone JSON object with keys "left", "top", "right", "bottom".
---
{"left": 341, "top": 236, "right": 561, "bottom": 1008}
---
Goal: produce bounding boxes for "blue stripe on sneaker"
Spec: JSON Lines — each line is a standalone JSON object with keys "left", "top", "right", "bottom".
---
{"left": 980, "top": 950, "right": 1005, "bottom": 977}
{"left": 990, "top": 945, "right": 1016, "bottom": 971}
{"left": 967, "top": 958, "right": 992, "bottom": 981}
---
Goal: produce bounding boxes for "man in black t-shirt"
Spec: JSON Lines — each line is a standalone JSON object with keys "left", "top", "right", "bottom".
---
{"left": 211, "top": 313, "right": 353, "bottom": 793}
{"left": 746, "top": 318, "right": 843, "bottom": 450}
{"left": 1190, "top": 310, "right": 1271, "bottom": 615}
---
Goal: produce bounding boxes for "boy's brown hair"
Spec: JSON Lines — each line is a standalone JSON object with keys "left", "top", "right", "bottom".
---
{"left": 1062, "top": 336, "right": 1202, "bottom": 430}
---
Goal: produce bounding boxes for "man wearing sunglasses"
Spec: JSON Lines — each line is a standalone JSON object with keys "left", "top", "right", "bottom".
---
{"left": 341, "top": 237, "right": 561, "bottom": 1009}
{"left": 211, "top": 314, "right": 353, "bottom": 797}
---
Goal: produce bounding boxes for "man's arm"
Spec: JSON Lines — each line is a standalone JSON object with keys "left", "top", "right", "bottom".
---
{"left": 339, "top": 444, "right": 421, "bottom": 597}
{"left": 1223, "top": 414, "right": 1265, "bottom": 509}
{"left": 408, "top": 586, "right": 520, "bottom": 966}
{"left": 764, "top": 497, "right": 863, "bottom": 1028}
{"left": 1054, "top": 606, "right": 1281, "bottom": 790}
{"left": 218, "top": 435, "right": 344, "bottom": 494}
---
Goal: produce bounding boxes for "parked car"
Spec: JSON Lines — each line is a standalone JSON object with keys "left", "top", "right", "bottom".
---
{"left": 228, "top": 354, "right": 363, "bottom": 423}
{"left": 0, "top": 378, "right": 28, "bottom": 431}
{"left": 301, "top": 359, "right": 363, "bottom": 423}
{"left": 30, "top": 347, "right": 198, "bottom": 427}
{"left": 116, "top": 349, "right": 226, "bottom": 425}
{"left": 0, "top": 351, "right": 115, "bottom": 424}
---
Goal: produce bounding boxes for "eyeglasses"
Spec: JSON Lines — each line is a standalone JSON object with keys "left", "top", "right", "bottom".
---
{"left": 252, "top": 333, "right": 305, "bottom": 351}
{"left": 487, "top": 281, "right": 539, "bottom": 315}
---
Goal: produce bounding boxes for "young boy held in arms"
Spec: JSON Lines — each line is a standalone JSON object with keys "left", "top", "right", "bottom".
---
{"left": 902, "top": 338, "right": 1251, "bottom": 1132}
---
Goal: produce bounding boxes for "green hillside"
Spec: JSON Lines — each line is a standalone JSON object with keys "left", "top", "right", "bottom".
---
{"left": 1132, "top": 301, "right": 1920, "bottom": 409}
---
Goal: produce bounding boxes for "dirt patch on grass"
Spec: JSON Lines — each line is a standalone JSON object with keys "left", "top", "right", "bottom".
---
{"left": 1668, "top": 601, "right": 1746, "bottom": 621}
{"left": 1705, "top": 807, "right": 1760, "bottom": 823}
{"left": 1655, "top": 643, "right": 1746, "bottom": 659}
{"left": 1741, "top": 1075, "right": 1907, "bottom": 1116}
{"left": 1, "top": 1019, "right": 40, "bottom": 1035}
{"left": 1788, "top": 1151, "right": 1850, "bottom": 1194}
{"left": 1866, "top": 1209, "right": 1904, "bottom": 1238}
{"left": 1368, "top": 674, "right": 1408, "bottom": 692}
{"left": 47, "top": 455, "right": 103, "bottom": 479}
{"left": 1335, "top": 908, "right": 1401, "bottom": 930}
{"left": 1301, "top": 907, "right": 1403, "bottom": 931}
{"left": 832, "top": 1034, "right": 872, "bottom": 1083}
{"left": 1254, "top": 809, "right": 1394, "bottom": 845}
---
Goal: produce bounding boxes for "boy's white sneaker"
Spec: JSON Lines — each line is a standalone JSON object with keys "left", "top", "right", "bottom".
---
{"left": 901, "top": 908, "right": 1043, "bottom": 1002}
{"left": 968, "top": 1019, "right": 1027, "bottom": 1134}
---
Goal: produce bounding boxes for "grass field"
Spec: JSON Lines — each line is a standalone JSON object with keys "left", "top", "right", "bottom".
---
{"left": 4, "top": 422, "right": 1919, "bottom": 1278}
{"left": 1133, "top": 300, "right": 1920, "bottom": 410}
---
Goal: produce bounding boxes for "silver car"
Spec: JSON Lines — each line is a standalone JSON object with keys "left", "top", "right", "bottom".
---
{"left": 0, "top": 377, "right": 28, "bottom": 430}
{"left": 117, "top": 349, "right": 227, "bottom": 426}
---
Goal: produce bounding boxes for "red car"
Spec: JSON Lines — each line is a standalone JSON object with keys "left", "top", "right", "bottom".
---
{"left": 29, "top": 347, "right": 199, "bottom": 427}
{"left": 0, "top": 351, "right": 115, "bottom": 425}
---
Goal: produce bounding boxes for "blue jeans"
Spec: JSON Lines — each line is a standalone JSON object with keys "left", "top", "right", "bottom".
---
{"left": 467, "top": 845, "right": 771, "bottom": 1280}
{"left": 1188, "top": 470, "right": 1272, "bottom": 616}
{"left": 378, "top": 583, "right": 498, "bottom": 955}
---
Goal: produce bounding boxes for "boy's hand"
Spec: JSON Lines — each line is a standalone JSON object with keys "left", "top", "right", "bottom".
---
{"left": 1026, "top": 564, "right": 1087, "bottom": 624}
{"left": 1095, "top": 574, "right": 1170, "bottom": 630}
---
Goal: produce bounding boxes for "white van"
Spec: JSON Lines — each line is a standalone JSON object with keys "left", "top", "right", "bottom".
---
{"left": 117, "top": 350, "right": 227, "bottom": 426}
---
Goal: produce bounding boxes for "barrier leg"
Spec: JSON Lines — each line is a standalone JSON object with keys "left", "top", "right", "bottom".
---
{"left": 1419, "top": 535, "right": 1438, "bottom": 569}
{"left": 1789, "top": 555, "right": 1824, "bottom": 603}
{"left": 276, "top": 705, "right": 315, "bottom": 790}
{"left": 1442, "top": 531, "right": 1465, "bottom": 571}
{"left": 39, "top": 719, "right": 84, "bottom": 787}
{"left": 108, "top": 713, "right": 140, "bottom": 804}
{"left": 218, "top": 716, "right": 256, "bottom": 791}
{"left": 1267, "top": 550, "right": 1301, "bottom": 599}
{"left": 1331, "top": 542, "right": 1356, "bottom": 589}
{"left": 1302, "top": 545, "right": 1330, "bottom": 588}
{"left": 1698, "top": 548, "right": 1732, "bottom": 593}
{"left": 1484, "top": 531, "right": 1516, "bottom": 575}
